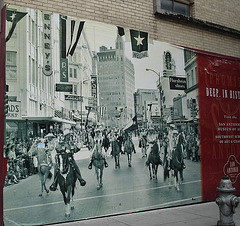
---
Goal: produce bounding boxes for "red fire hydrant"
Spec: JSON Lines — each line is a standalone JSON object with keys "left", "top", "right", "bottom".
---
{"left": 216, "top": 175, "right": 239, "bottom": 226}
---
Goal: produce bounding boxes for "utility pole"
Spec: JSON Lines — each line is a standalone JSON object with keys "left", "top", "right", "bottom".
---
{"left": 146, "top": 68, "right": 163, "bottom": 131}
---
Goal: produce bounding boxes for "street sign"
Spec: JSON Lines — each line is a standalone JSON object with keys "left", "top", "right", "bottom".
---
{"left": 169, "top": 76, "right": 187, "bottom": 90}
{"left": 65, "top": 95, "right": 83, "bottom": 101}
{"left": 56, "top": 83, "right": 72, "bottom": 92}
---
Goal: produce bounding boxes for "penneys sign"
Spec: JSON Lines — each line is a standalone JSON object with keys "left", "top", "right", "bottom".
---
{"left": 169, "top": 76, "right": 187, "bottom": 90}
{"left": 42, "top": 13, "right": 53, "bottom": 76}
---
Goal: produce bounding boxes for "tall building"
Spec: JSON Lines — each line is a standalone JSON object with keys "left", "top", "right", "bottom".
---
{"left": 134, "top": 89, "right": 159, "bottom": 129}
{"left": 97, "top": 34, "right": 135, "bottom": 128}
{"left": 5, "top": 7, "right": 94, "bottom": 138}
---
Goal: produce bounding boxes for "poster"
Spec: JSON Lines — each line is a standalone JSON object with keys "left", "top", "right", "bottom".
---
{"left": 198, "top": 53, "right": 240, "bottom": 201}
{"left": 2, "top": 4, "right": 239, "bottom": 226}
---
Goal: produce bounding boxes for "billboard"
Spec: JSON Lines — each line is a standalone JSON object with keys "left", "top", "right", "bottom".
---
{"left": 1, "top": 4, "right": 240, "bottom": 226}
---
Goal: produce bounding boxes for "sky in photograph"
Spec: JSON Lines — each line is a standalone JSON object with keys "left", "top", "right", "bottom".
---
{"left": 82, "top": 19, "right": 186, "bottom": 91}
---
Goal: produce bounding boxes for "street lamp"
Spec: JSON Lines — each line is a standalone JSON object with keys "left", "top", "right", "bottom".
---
{"left": 145, "top": 68, "right": 163, "bottom": 130}
{"left": 80, "top": 78, "right": 93, "bottom": 131}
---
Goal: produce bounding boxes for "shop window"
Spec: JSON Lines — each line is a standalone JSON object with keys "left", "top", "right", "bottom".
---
{"left": 155, "top": 0, "right": 193, "bottom": 17}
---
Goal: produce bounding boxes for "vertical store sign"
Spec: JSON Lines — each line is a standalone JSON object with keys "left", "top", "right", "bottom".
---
{"left": 198, "top": 53, "right": 240, "bottom": 201}
{"left": 42, "top": 13, "right": 53, "bottom": 76}
{"left": 60, "top": 15, "right": 68, "bottom": 82}
{"left": 91, "top": 75, "right": 97, "bottom": 108}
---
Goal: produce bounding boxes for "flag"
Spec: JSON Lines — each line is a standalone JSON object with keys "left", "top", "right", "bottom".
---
{"left": 60, "top": 15, "right": 67, "bottom": 59}
{"left": 67, "top": 20, "right": 85, "bottom": 56}
{"left": 130, "top": 29, "right": 148, "bottom": 59}
{"left": 6, "top": 9, "right": 27, "bottom": 42}
{"left": 117, "top": 26, "right": 125, "bottom": 36}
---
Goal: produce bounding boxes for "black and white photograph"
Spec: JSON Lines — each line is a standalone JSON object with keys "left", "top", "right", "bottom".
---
{"left": 3, "top": 5, "right": 201, "bottom": 225}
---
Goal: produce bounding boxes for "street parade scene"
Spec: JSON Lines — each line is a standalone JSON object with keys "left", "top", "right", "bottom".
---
{"left": 3, "top": 124, "right": 201, "bottom": 225}
{"left": 3, "top": 6, "right": 201, "bottom": 225}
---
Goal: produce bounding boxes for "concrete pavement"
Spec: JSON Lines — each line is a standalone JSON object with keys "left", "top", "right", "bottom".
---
{"left": 52, "top": 201, "right": 240, "bottom": 226}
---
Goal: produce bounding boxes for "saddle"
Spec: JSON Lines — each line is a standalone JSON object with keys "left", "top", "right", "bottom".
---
{"left": 93, "top": 150, "right": 104, "bottom": 161}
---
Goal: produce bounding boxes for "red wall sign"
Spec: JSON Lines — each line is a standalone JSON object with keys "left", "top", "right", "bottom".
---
{"left": 198, "top": 53, "right": 240, "bottom": 201}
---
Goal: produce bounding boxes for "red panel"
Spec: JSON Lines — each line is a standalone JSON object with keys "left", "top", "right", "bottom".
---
{"left": 0, "top": 4, "right": 6, "bottom": 225}
{"left": 197, "top": 53, "right": 240, "bottom": 201}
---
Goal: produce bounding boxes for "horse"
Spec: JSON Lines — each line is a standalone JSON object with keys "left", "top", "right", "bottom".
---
{"left": 123, "top": 135, "right": 135, "bottom": 167}
{"left": 170, "top": 135, "right": 185, "bottom": 191}
{"left": 87, "top": 135, "right": 95, "bottom": 151}
{"left": 111, "top": 137, "right": 121, "bottom": 169}
{"left": 56, "top": 150, "right": 77, "bottom": 217}
{"left": 140, "top": 135, "right": 148, "bottom": 158}
{"left": 162, "top": 139, "right": 173, "bottom": 187}
{"left": 92, "top": 141, "right": 105, "bottom": 190}
{"left": 102, "top": 135, "right": 110, "bottom": 155}
{"left": 29, "top": 141, "right": 52, "bottom": 196}
{"left": 145, "top": 141, "right": 162, "bottom": 181}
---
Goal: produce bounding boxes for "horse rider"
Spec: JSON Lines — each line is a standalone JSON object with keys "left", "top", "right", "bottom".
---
{"left": 171, "top": 128, "right": 186, "bottom": 169}
{"left": 140, "top": 129, "right": 148, "bottom": 158}
{"left": 88, "top": 128, "right": 108, "bottom": 169}
{"left": 111, "top": 131, "right": 121, "bottom": 168}
{"left": 29, "top": 138, "right": 53, "bottom": 171}
{"left": 49, "top": 129, "right": 86, "bottom": 191}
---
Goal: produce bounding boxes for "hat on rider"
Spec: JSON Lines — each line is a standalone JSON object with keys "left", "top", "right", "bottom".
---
{"left": 63, "top": 129, "right": 71, "bottom": 136}
{"left": 172, "top": 129, "right": 179, "bottom": 134}
{"left": 45, "top": 133, "right": 55, "bottom": 138}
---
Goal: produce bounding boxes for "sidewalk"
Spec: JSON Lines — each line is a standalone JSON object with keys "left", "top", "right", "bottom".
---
{"left": 55, "top": 201, "right": 240, "bottom": 226}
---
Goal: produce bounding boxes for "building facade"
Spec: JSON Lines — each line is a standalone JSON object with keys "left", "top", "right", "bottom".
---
{"left": 5, "top": 6, "right": 95, "bottom": 138}
{"left": 97, "top": 34, "right": 135, "bottom": 128}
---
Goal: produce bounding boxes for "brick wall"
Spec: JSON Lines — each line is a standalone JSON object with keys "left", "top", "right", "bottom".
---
{"left": 3, "top": 0, "right": 240, "bottom": 58}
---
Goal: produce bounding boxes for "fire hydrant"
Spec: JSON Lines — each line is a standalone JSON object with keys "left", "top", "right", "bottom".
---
{"left": 216, "top": 175, "right": 239, "bottom": 226}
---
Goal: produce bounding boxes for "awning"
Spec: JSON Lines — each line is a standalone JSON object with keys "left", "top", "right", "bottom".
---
{"left": 6, "top": 121, "right": 18, "bottom": 130}
{"left": 22, "top": 116, "right": 76, "bottom": 125}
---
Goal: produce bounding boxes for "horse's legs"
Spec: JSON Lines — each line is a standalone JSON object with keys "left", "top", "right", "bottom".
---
{"left": 96, "top": 167, "right": 101, "bottom": 190}
{"left": 118, "top": 155, "right": 120, "bottom": 168}
{"left": 155, "top": 165, "right": 158, "bottom": 182}
{"left": 127, "top": 153, "right": 131, "bottom": 167}
{"left": 65, "top": 187, "right": 71, "bottom": 217}
{"left": 115, "top": 155, "right": 120, "bottom": 168}
{"left": 71, "top": 182, "right": 75, "bottom": 210}
{"left": 43, "top": 170, "right": 50, "bottom": 194}
{"left": 100, "top": 168, "right": 103, "bottom": 187}
{"left": 39, "top": 173, "right": 44, "bottom": 197}
{"left": 174, "top": 170, "right": 180, "bottom": 191}
{"left": 180, "top": 169, "right": 184, "bottom": 184}
{"left": 114, "top": 156, "right": 117, "bottom": 168}
{"left": 149, "top": 165, "right": 152, "bottom": 180}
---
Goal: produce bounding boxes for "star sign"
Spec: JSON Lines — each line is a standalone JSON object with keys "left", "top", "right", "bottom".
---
{"left": 10, "top": 12, "right": 16, "bottom": 21}
{"left": 134, "top": 34, "right": 145, "bottom": 46}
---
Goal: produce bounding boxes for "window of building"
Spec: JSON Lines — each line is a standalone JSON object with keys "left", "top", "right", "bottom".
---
{"left": 155, "top": 0, "right": 192, "bottom": 17}
{"left": 70, "top": 68, "right": 73, "bottom": 78}
{"left": 6, "top": 51, "right": 17, "bottom": 79}
{"left": 74, "top": 69, "right": 77, "bottom": 78}
{"left": 74, "top": 85, "right": 77, "bottom": 95}
{"left": 32, "top": 59, "right": 35, "bottom": 85}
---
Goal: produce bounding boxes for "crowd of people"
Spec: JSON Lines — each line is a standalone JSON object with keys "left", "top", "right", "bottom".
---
{"left": 3, "top": 124, "right": 200, "bottom": 187}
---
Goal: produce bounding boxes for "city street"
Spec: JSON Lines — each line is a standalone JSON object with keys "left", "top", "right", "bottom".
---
{"left": 3, "top": 137, "right": 201, "bottom": 226}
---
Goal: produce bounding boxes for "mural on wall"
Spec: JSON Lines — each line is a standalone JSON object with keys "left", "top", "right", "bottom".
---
{"left": 1, "top": 4, "right": 239, "bottom": 226}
